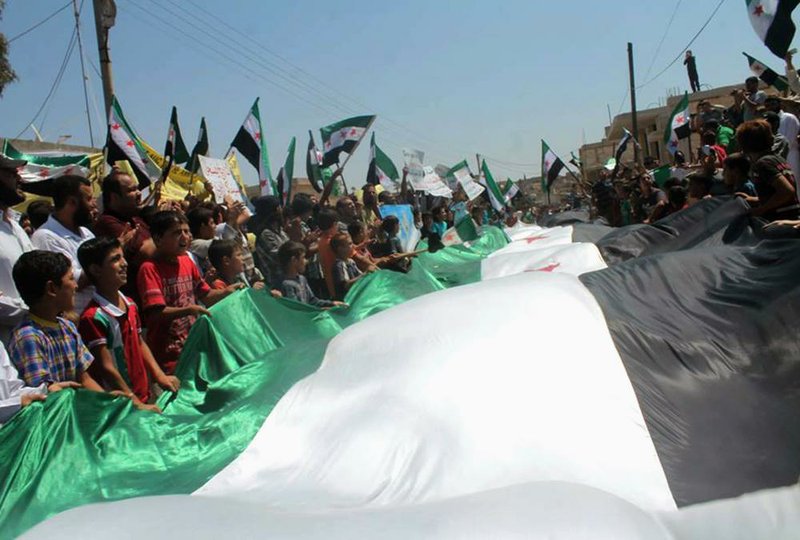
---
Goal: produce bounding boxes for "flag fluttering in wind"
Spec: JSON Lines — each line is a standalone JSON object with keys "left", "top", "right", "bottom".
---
{"left": 188, "top": 117, "right": 209, "bottom": 174}
{"left": 569, "top": 151, "right": 582, "bottom": 169}
{"left": 231, "top": 98, "right": 273, "bottom": 196}
{"left": 320, "top": 115, "right": 375, "bottom": 167}
{"left": 616, "top": 128, "right": 641, "bottom": 162}
{"left": 502, "top": 179, "right": 520, "bottom": 203}
{"left": 541, "top": 140, "right": 565, "bottom": 193}
{"left": 746, "top": 0, "right": 800, "bottom": 58}
{"left": 164, "top": 106, "right": 190, "bottom": 165}
{"left": 480, "top": 159, "right": 507, "bottom": 212}
{"left": 106, "top": 96, "right": 157, "bottom": 188}
{"left": 743, "top": 51, "right": 790, "bottom": 91}
{"left": 276, "top": 137, "right": 296, "bottom": 204}
{"left": 664, "top": 93, "right": 691, "bottom": 156}
{"left": 306, "top": 131, "right": 325, "bottom": 193}
{"left": 366, "top": 133, "right": 401, "bottom": 191}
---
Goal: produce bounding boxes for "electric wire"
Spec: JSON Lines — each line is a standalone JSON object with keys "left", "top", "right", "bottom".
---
{"left": 13, "top": 26, "right": 78, "bottom": 139}
{"left": 7, "top": 0, "right": 71, "bottom": 43}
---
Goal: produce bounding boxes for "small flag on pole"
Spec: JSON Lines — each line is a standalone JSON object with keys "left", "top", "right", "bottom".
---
{"left": 319, "top": 115, "right": 375, "bottom": 167}
{"left": 188, "top": 117, "right": 209, "bottom": 174}
{"left": 663, "top": 93, "right": 691, "bottom": 156}
{"left": 231, "top": 98, "right": 273, "bottom": 196}
{"left": 366, "top": 133, "right": 400, "bottom": 191}
{"left": 276, "top": 137, "right": 296, "bottom": 203}
{"left": 541, "top": 140, "right": 565, "bottom": 193}
{"left": 743, "top": 51, "right": 790, "bottom": 92}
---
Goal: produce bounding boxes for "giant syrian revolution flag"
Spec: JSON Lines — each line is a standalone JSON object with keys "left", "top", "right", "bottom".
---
{"left": 743, "top": 51, "right": 790, "bottom": 91}
{"left": 231, "top": 98, "right": 273, "bottom": 196}
{"left": 320, "top": 115, "right": 375, "bottom": 167}
{"left": 541, "top": 140, "right": 565, "bottom": 193}
{"left": 3, "top": 199, "right": 800, "bottom": 538}
{"left": 746, "top": 0, "right": 800, "bottom": 58}
{"left": 106, "top": 96, "right": 159, "bottom": 188}
{"left": 664, "top": 93, "right": 691, "bottom": 156}
{"left": 366, "top": 132, "right": 400, "bottom": 191}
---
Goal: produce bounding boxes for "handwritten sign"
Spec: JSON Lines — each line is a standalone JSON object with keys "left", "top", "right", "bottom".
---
{"left": 199, "top": 155, "right": 244, "bottom": 203}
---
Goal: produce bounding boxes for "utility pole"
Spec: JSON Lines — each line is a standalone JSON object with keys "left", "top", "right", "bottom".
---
{"left": 72, "top": 0, "right": 94, "bottom": 147}
{"left": 627, "top": 42, "right": 640, "bottom": 165}
{"left": 92, "top": 0, "right": 116, "bottom": 117}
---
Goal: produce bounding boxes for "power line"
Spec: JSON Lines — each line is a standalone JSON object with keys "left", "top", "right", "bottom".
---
{"left": 13, "top": 26, "right": 78, "bottom": 139}
{"left": 118, "top": 0, "right": 462, "bottom": 167}
{"left": 71, "top": 0, "right": 95, "bottom": 147}
{"left": 642, "top": 0, "right": 683, "bottom": 82}
{"left": 7, "top": 1, "right": 72, "bottom": 43}
{"left": 637, "top": 0, "right": 728, "bottom": 89}
{"left": 179, "top": 0, "right": 453, "bottom": 156}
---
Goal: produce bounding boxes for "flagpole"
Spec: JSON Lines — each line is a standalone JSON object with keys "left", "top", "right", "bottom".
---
{"left": 335, "top": 115, "right": 377, "bottom": 195}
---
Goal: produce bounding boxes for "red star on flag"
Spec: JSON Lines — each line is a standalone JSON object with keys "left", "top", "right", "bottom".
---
{"left": 38, "top": 169, "right": 50, "bottom": 178}
{"left": 544, "top": 159, "right": 551, "bottom": 169}
{"left": 254, "top": 132, "right": 261, "bottom": 141}
{"left": 349, "top": 128, "right": 357, "bottom": 136}
{"left": 534, "top": 262, "right": 561, "bottom": 272}
{"left": 126, "top": 140, "right": 135, "bottom": 147}
{"left": 675, "top": 114, "right": 685, "bottom": 124}
{"left": 524, "top": 235, "right": 548, "bottom": 244}
{"left": 754, "top": 4, "right": 764, "bottom": 16}
{"left": 111, "top": 123, "right": 120, "bottom": 130}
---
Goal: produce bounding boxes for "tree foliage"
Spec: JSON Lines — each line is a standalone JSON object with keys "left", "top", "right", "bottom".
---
{"left": 0, "top": 0, "right": 18, "bottom": 97}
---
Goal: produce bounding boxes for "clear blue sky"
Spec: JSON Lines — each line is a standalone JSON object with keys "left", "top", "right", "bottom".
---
{"left": 0, "top": 0, "right": 788, "bottom": 185}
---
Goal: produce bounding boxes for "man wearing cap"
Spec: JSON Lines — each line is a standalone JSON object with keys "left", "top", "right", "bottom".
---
{"left": 0, "top": 156, "right": 34, "bottom": 343}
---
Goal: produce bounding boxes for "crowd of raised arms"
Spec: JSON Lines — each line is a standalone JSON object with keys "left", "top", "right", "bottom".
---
{"left": 1, "top": 67, "right": 800, "bottom": 421}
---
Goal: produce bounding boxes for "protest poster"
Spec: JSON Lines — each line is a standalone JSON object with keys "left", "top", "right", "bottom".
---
{"left": 379, "top": 204, "right": 421, "bottom": 252}
{"left": 199, "top": 155, "right": 244, "bottom": 203}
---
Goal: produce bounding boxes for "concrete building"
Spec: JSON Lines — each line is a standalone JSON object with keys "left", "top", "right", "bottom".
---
{"left": 578, "top": 83, "right": 771, "bottom": 182}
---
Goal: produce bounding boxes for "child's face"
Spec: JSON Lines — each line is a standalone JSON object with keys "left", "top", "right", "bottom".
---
{"left": 227, "top": 247, "right": 245, "bottom": 275}
{"left": 334, "top": 238, "right": 353, "bottom": 259}
{"left": 198, "top": 217, "right": 216, "bottom": 240}
{"left": 351, "top": 230, "right": 365, "bottom": 244}
{"left": 94, "top": 246, "right": 128, "bottom": 290}
{"left": 52, "top": 267, "right": 78, "bottom": 313}
{"left": 156, "top": 222, "right": 191, "bottom": 257}
{"left": 292, "top": 253, "right": 307, "bottom": 273}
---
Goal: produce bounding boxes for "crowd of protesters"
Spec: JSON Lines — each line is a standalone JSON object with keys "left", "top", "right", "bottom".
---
{"left": 0, "top": 155, "right": 506, "bottom": 423}
{"left": 3, "top": 60, "right": 800, "bottom": 425}
{"left": 591, "top": 72, "right": 800, "bottom": 228}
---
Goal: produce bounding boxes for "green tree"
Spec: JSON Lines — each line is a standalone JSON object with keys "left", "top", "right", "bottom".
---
{"left": 0, "top": 0, "right": 17, "bottom": 97}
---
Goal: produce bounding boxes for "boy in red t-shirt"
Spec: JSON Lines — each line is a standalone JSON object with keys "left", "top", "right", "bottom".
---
{"left": 137, "top": 211, "right": 241, "bottom": 374}
{"left": 78, "top": 237, "right": 179, "bottom": 407}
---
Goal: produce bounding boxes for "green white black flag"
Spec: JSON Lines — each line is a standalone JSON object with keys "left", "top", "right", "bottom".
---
{"left": 188, "top": 117, "right": 209, "bottom": 174}
{"left": 480, "top": 159, "right": 507, "bottom": 212}
{"left": 747, "top": 0, "right": 800, "bottom": 58}
{"left": 541, "top": 140, "right": 565, "bottom": 193}
{"left": 106, "top": 96, "right": 157, "bottom": 188}
{"left": 231, "top": 98, "right": 273, "bottom": 196}
{"left": 320, "top": 115, "right": 375, "bottom": 167}
{"left": 276, "top": 137, "right": 296, "bottom": 203}
{"left": 743, "top": 51, "right": 790, "bottom": 91}
{"left": 164, "top": 106, "right": 190, "bottom": 164}
{"left": 664, "top": 93, "right": 690, "bottom": 156}
{"left": 366, "top": 133, "right": 400, "bottom": 191}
